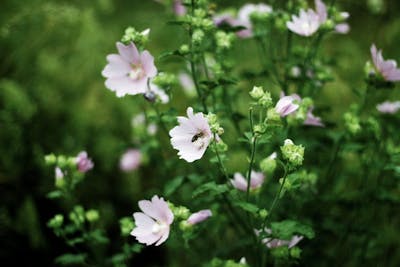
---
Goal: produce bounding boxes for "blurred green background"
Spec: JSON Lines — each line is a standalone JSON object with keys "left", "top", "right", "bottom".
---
{"left": 1, "top": 0, "right": 400, "bottom": 266}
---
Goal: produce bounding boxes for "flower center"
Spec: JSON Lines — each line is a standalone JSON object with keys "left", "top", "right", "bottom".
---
{"left": 152, "top": 221, "right": 168, "bottom": 234}
{"left": 191, "top": 131, "right": 208, "bottom": 150}
{"left": 129, "top": 64, "right": 145, "bottom": 80}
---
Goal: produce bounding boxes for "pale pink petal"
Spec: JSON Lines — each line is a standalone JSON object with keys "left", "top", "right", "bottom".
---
{"left": 187, "top": 209, "right": 212, "bottom": 225}
{"left": 117, "top": 42, "right": 140, "bottom": 63}
{"left": 141, "top": 51, "right": 157, "bottom": 77}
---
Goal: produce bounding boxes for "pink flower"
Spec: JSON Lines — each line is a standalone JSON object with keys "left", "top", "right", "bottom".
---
{"left": 173, "top": 0, "right": 186, "bottom": 16}
{"left": 169, "top": 107, "right": 213, "bottom": 162}
{"left": 315, "top": 0, "right": 327, "bottom": 23}
{"left": 131, "top": 195, "right": 174, "bottom": 246}
{"left": 370, "top": 44, "right": 400, "bottom": 82}
{"left": 236, "top": 3, "right": 272, "bottom": 38}
{"left": 76, "top": 151, "right": 94, "bottom": 173}
{"left": 120, "top": 149, "right": 142, "bottom": 172}
{"left": 55, "top": 167, "right": 64, "bottom": 180}
{"left": 287, "top": 9, "right": 321, "bottom": 37}
{"left": 258, "top": 228, "right": 303, "bottom": 249}
{"left": 275, "top": 94, "right": 301, "bottom": 117}
{"left": 304, "top": 107, "right": 324, "bottom": 127}
{"left": 102, "top": 42, "right": 157, "bottom": 97}
{"left": 335, "top": 23, "right": 350, "bottom": 34}
{"left": 230, "top": 171, "right": 265, "bottom": 191}
{"left": 187, "top": 209, "right": 212, "bottom": 225}
{"left": 376, "top": 101, "right": 400, "bottom": 114}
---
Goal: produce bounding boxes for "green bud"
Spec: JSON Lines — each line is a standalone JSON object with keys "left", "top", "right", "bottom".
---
{"left": 290, "top": 247, "right": 302, "bottom": 258}
{"left": 119, "top": 217, "right": 135, "bottom": 236}
{"left": 253, "top": 124, "right": 266, "bottom": 135}
{"left": 216, "top": 140, "right": 228, "bottom": 152}
{"left": 48, "top": 214, "right": 64, "bottom": 229}
{"left": 343, "top": 112, "right": 361, "bottom": 135}
{"left": 267, "top": 108, "right": 282, "bottom": 125}
{"left": 69, "top": 205, "right": 85, "bottom": 226}
{"left": 320, "top": 19, "right": 335, "bottom": 31}
{"left": 85, "top": 209, "right": 100, "bottom": 222}
{"left": 258, "top": 92, "right": 273, "bottom": 108}
{"left": 179, "top": 220, "right": 192, "bottom": 231}
{"left": 215, "top": 31, "right": 234, "bottom": 49}
{"left": 174, "top": 206, "right": 191, "bottom": 220}
{"left": 260, "top": 152, "right": 277, "bottom": 174}
{"left": 258, "top": 209, "right": 268, "bottom": 220}
{"left": 280, "top": 139, "right": 304, "bottom": 167}
{"left": 57, "top": 156, "right": 67, "bottom": 168}
{"left": 45, "top": 154, "right": 57, "bottom": 165}
{"left": 179, "top": 44, "right": 190, "bottom": 54}
{"left": 192, "top": 29, "right": 204, "bottom": 44}
{"left": 249, "top": 86, "right": 264, "bottom": 99}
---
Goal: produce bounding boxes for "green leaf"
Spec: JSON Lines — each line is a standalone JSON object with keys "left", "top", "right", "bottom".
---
{"left": 271, "top": 220, "right": 315, "bottom": 240}
{"left": 164, "top": 176, "right": 185, "bottom": 196}
{"left": 55, "top": 253, "right": 87, "bottom": 265}
{"left": 46, "top": 190, "right": 62, "bottom": 199}
{"left": 233, "top": 201, "right": 259, "bottom": 214}
{"left": 192, "top": 182, "right": 229, "bottom": 198}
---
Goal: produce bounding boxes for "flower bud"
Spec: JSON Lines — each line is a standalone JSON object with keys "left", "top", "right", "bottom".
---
{"left": 187, "top": 209, "right": 212, "bottom": 225}
{"left": 119, "top": 217, "right": 135, "bottom": 236}
{"left": 69, "top": 205, "right": 85, "bottom": 226}
{"left": 258, "top": 92, "right": 273, "bottom": 108}
{"left": 343, "top": 112, "right": 361, "bottom": 135}
{"left": 249, "top": 86, "right": 264, "bottom": 99}
{"left": 192, "top": 29, "right": 204, "bottom": 44}
{"left": 260, "top": 152, "right": 277, "bottom": 174}
{"left": 266, "top": 108, "right": 282, "bottom": 125}
{"left": 48, "top": 214, "right": 64, "bottom": 229}
{"left": 258, "top": 209, "right": 269, "bottom": 220}
{"left": 45, "top": 154, "right": 57, "bottom": 165}
{"left": 85, "top": 209, "right": 100, "bottom": 222}
{"left": 280, "top": 139, "right": 304, "bottom": 168}
{"left": 179, "top": 44, "right": 190, "bottom": 55}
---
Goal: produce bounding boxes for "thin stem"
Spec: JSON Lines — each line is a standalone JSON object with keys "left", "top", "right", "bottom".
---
{"left": 246, "top": 109, "right": 257, "bottom": 202}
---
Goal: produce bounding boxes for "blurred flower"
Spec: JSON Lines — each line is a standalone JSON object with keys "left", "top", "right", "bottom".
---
{"left": 55, "top": 167, "right": 64, "bottom": 180}
{"left": 376, "top": 101, "right": 400, "bottom": 114}
{"left": 304, "top": 107, "right": 324, "bottom": 127}
{"left": 275, "top": 94, "right": 301, "bottom": 117}
{"left": 178, "top": 72, "right": 196, "bottom": 97}
{"left": 213, "top": 12, "right": 237, "bottom": 27}
{"left": 315, "top": 0, "right": 327, "bottom": 23}
{"left": 120, "top": 149, "right": 142, "bottom": 172}
{"left": 187, "top": 209, "right": 212, "bottom": 225}
{"left": 370, "top": 44, "right": 400, "bottom": 82}
{"left": 230, "top": 171, "right": 265, "bottom": 191}
{"left": 236, "top": 3, "right": 272, "bottom": 38}
{"left": 102, "top": 42, "right": 157, "bottom": 97}
{"left": 76, "top": 151, "right": 94, "bottom": 173}
{"left": 258, "top": 228, "right": 303, "bottom": 249}
{"left": 287, "top": 9, "right": 320, "bottom": 37}
{"left": 131, "top": 195, "right": 174, "bottom": 246}
{"left": 169, "top": 107, "right": 212, "bottom": 162}
{"left": 335, "top": 23, "right": 350, "bottom": 34}
{"left": 173, "top": 0, "right": 186, "bottom": 16}
{"left": 147, "top": 82, "right": 169, "bottom": 103}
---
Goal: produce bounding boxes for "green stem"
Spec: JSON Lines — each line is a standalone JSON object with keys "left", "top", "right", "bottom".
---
{"left": 246, "top": 109, "right": 257, "bottom": 202}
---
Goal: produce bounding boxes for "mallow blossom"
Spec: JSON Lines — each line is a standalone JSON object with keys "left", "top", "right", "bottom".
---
{"left": 370, "top": 44, "right": 400, "bottom": 82}
{"left": 287, "top": 9, "right": 321, "bottom": 37}
{"left": 230, "top": 171, "right": 265, "bottom": 191}
{"left": 304, "top": 108, "right": 324, "bottom": 127}
{"left": 236, "top": 3, "right": 272, "bottom": 38}
{"left": 187, "top": 209, "right": 212, "bottom": 225}
{"left": 376, "top": 101, "right": 400, "bottom": 114}
{"left": 76, "top": 151, "right": 94, "bottom": 173}
{"left": 102, "top": 42, "right": 157, "bottom": 97}
{"left": 275, "top": 94, "right": 301, "bottom": 117}
{"left": 131, "top": 195, "right": 174, "bottom": 246}
{"left": 258, "top": 228, "right": 303, "bottom": 249}
{"left": 169, "top": 107, "right": 213, "bottom": 162}
{"left": 120, "top": 149, "right": 142, "bottom": 172}
{"left": 315, "top": 0, "right": 350, "bottom": 34}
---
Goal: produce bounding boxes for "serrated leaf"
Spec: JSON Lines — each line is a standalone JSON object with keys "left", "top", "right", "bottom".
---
{"left": 234, "top": 201, "right": 259, "bottom": 214}
{"left": 192, "top": 182, "right": 228, "bottom": 198}
{"left": 271, "top": 220, "right": 315, "bottom": 240}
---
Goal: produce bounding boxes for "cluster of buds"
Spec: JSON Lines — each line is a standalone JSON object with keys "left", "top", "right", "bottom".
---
{"left": 280, "top": 139, "right": 304, "bottom": 169}
{"left": 168, "top": 202, "right": 212, "bottom": 231}
{"left": 343, "top": 111, "right": 361, "bottom": 136}
{"left": 249, "top": 86, "right": 273, "bottom": 108}
{"left": 121, "top": 27, "right": 150, "bottom": 49}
